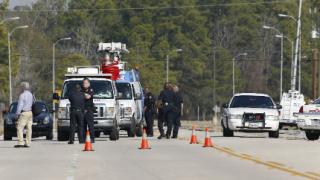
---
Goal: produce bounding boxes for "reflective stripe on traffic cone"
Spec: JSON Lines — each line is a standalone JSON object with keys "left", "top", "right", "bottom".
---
{"left": 203, "top": 127, "right": 213, "bottom": 147}
{"left": 84, "top": 130, "right": 94, "bottom": 151}
{"left": 190, "top": 126, "right": 199, "bottom": 144}
{"left": 139, "top": 129, "right": 151, "bottom": 149}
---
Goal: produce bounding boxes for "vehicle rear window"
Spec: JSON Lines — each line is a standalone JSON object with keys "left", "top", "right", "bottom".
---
{"left": 9, "top": 102, "right": 47, "bottom": 113}
{"left": 229, "top": 96, "right": 275, "bottom": 108}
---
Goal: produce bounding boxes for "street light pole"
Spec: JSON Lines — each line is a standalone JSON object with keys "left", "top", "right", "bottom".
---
{"left": 8, "top": 25, "right": 28, "bottom": 104}
{"left": 232, "top": 53, "right": 247, "bottom": 95}
{"left": 277, "top": 35, "right": 294, "bottom": 86}
{"left": 166, "top": 49, "right": 182, "bottom": 83}
{"left": 53, "top": 37, "right": 71, "bottom": 129}
{"left": 263, "top": 25, "right": 283, "bottom": 99}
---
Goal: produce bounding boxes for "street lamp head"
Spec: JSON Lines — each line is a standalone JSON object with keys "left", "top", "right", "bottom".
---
{"left": 63, "top": 37, "right": 72, "bottom": 40}
{"left": 173, "top": 49, "right": 182, "bottom": 52}
{"left": 263, "top": 25, "right": 271, "bottom": 29}
{"left": 9, "top": 17, "right": 20, "bottom": 20}
{"left": 19, "top": 25, "right": 28, "bottom": 29}
{"left": 275, "top": 35, "right": 282, "bottom": 38}
{"left": 278, "top": 14, "right": 287, "bottom": 17}
{"left": 242, "top": 53, "right": 247, "bottom": 56}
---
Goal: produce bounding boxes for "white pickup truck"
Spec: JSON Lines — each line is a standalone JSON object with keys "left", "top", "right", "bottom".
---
{"left": 297, "top": 98, "right": 320, "bottom": 140}
{"left": 221, "top": 93, "right": 282, "bottom": 138}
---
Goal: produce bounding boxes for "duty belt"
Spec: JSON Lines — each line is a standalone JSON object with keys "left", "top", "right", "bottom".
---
{"left": 164, "top": 102, "right": 173, "bottom": 106}
{"left": 71, "top": 108, "right": 83, "bottom": 112}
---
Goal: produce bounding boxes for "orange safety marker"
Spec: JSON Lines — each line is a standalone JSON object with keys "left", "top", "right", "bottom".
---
{"left": 203, "top": 127, "right": 213, "bottom": 147}
{"left": 190, "top": 126, "right": 199, "bottom": 144}
{"left": 84, "top": 130, "right": 94, "bottom": 151}
{"left": 139, "top": 129, "right": 151, "bottom": 149}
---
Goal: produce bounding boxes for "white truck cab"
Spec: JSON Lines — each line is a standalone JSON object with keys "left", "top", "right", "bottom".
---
{"left": 221, "top": 93, "right": 281, "bottom": 138}
{"left": 297, "top": 97, "right": 320, "bottom": 140}
{"left": 53, "top": 66, "right": 121, "bottom": 141}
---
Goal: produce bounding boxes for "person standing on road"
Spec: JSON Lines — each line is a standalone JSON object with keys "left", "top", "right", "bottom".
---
{"left": 14, "top": 82, "right": 34, "bottom": 148}
{"left": 144, "top": 87, "right": 156, "bottom": 137}
{"left": 82, "top": 77, "right": 95, "bottom": 143}
{"left": 68, "top": 84, "right": 86, "bottom": 144}
{"left": 172, "top": 86, "right": 183, "bottom": 138}
{"left": 157, "top": 83, "right": 174, "bottom": 139}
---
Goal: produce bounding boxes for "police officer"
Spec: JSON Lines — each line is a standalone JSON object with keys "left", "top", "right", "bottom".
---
{"left": 157, "top": 83, "right": 174, "bottom": 139}
{"left": 82, "top": 77, "right": 95, "bottom": 143}
{"left": 68, "top": 84, "right": 86, "bottom": 144}
{"left": 172, "top": 86, "right": 183, "bottom": 138}
{"left": 143, "top": 87, "right": 156, "bottom": 137}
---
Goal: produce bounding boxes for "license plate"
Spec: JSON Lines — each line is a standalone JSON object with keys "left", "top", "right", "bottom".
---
{"left": 32, "top": 122, "right": 38, "bottom": 125}
{"left": 312, "top": 120, "right": 320, "bottom": 126}
{"left": 249, "top": 123, "right": 259, "bottom": 128}
{"left": 23, "top": 129, "right": 27, "bottom": 134}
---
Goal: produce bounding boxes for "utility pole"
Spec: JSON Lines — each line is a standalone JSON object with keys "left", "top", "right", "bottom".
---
{"left": 291, "top": 0, "right": 302, "bottom": 91}
{"left": 313, "top": 49, "right": 317, "bottom": 100}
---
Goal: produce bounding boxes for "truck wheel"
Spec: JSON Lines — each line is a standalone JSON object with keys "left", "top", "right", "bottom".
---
{"left": 279, "top": 123, "right": 283, "bottom": 130}
{"left": 4, "top": 135, "right": 12, "bottom": 141}
{"left": 109, "top": 125, "right": 118, "bottom": 141}
{"left": 57, "top": 128, "right": 69, "bottom": 141}
{"left": 269, "top": 129, "right": 279, "bottom": 138}
{"left": 306, "top": 132, "right": 320, "bottom": 140}
{"left": 94, "top": 132, "right": 101, "bottom": 138}
{"left": 136, "top": 121, "right": 143, "bottom": 137}
{"left": 223, "top": 128, "right": 234, "bottom": 137}
{"left": 46, "top": 131, "right": 54, "bottom": 140}
{"left": 127, "top": 118, "right": 136, "bottom": 137}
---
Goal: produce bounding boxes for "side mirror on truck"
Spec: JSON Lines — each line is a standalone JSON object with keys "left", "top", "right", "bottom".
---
{"left": 53, "top": 93, "right": 60, "bottom": 100}
{"left": 222, "top": 103, "right": 228, "bottom": 108}
{"left": 276, "top": 105, "right": 282, "bottom": 109}
{"left": 135, "top": 93, "right": 141, "bottom": 100}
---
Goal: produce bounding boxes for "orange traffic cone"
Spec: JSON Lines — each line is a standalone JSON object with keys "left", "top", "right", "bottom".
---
{"left": 190, "top": 126, "right": 199, "bottom": 144}
{"left": 203, "top": 127, "right": 213, "bottom": 147}
{"left": 84, "top": 130, "right": 94, "bottom": 151}
{"left": 139, "top": 129, "right": 151, "bottom": 149}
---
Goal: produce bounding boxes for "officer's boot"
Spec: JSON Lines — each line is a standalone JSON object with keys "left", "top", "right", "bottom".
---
{"left": 158, "top": 133, "right": 164, "bottom": 139}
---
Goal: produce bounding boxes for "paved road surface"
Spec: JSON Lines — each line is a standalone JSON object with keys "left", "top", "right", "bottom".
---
{"left": 0, "top": 127, "right": 319, "bottom": 180}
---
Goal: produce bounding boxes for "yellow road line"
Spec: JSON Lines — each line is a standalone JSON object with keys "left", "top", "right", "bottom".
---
{"left": 241, "top": 154, "right": 252, "bottom": 157}
{"left": 267, "top": 161, "right": 286, "bottom": 167}
{"left": 306, "top": 172, "right": 320, "bottom": 178}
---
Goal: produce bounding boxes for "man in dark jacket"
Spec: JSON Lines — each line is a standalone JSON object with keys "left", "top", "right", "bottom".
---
{"left": 144, "top": 88, "right": 156, "bottom": 137}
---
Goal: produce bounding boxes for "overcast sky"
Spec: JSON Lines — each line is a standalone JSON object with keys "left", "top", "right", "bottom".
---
{"left": 7, "top": 0, "right": 37, "bottom": 9}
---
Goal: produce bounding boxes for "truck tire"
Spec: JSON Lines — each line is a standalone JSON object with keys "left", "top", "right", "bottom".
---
{"left": 94, "top": 131, "right": 101, "bottom": 138}
{"left": 306, "top": 132, "right": 320, "bottom": 140}
{"left": 269, "top": 129, "right": 279, "bottom": 138}
{"left": 223, "top": 128, "right": 234, "bottom": 137}
{"left": 109, "top": 124, "right": 119, "bottom": 141}
{"left": 4, "top": 135, "right": 12, "bottom": 141}
{"left": 46, "top": 131, "right": 54, "bottom": 140}
{"left": 57, "top": 128, "right": 69, "bottom": 141}
{"left": 136, "top": 121, "right": 143, "bottom": 137}
{"left": 127, "top": 118, "right": 136, "bottom": 137}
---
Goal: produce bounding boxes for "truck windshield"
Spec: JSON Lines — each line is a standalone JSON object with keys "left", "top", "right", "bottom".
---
{"left": 229, "top": 96, "right": 275, "bottom": 108}
{"left": 116, "top": 83, "right": 132, "bottom": 100}
{"left": 61, "top": 81, "right": 114, "bottom": 99}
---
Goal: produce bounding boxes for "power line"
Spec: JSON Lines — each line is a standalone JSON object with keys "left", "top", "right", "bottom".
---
{"left": 6, "top": 0, "right": 298, "bottom": 12}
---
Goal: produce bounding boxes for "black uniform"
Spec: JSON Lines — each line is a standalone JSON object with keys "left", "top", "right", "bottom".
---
{"left": 172, "top": 92, "right": 183, "bottom": 138}
{"left": 82, "top": 87, "right": 95, "bottom": 142}
{"left": 144, "top": 92, "right": 156, "bottom": 136}
{"left": 158, "top": 89, "right": 174, "bottom": 138}
{"left": 68, "top": 91, "right": 86, "bottom": 143}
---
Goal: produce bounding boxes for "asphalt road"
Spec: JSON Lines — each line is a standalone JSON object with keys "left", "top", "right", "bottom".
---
{"left": 0, "top": 127, "right": 319, "bottom": 180}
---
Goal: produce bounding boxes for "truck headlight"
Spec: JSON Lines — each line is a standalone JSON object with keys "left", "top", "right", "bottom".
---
{"left": 266, "top": 115, "right": 278, "bottom": 121}
{"left": 5, "top": 117, "right": 13, "bottom": 125}
{"left": 106, "top": 107, "right": 115, "bottom": 118}
{"left": 228, "top": 114, "right": 242, "bottom": 119}
{"left": 58, "top": 107, "right": 67, "bottom": 119}
{"left": 124, "top": 107, "right": 132, "bottom": 117}
{"left": 43, "top": 116, "right": 50, "bottom": 124}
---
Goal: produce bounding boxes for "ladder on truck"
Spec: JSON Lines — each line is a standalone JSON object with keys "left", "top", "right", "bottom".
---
{"left": 280, "top": 90, "right": 304, "bottom": 123}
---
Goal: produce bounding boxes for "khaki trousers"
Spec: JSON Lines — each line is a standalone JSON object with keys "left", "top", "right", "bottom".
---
{"left": 17, "top": 111, "right": 33, "bottom": 146}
